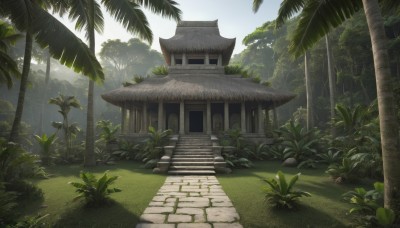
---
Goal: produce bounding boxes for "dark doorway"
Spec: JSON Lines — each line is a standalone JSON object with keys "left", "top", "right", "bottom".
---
{"left": 189, "top": 111, "right": 203, "bottom": 132}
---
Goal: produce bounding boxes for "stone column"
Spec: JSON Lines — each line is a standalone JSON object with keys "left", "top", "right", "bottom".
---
{"left": 218, "top": 54, "right": 222, "bottom": 66}
{"left": 129, "top": 109, "right": 136, "bottom": 134}
{"left": 158, "top": 101, "right": 164, "bottom": 131}
{"left": 182, "top": 53, "right": 187, "bottom": 65}
{"left": 258, "top": 103, "right": 264, "bottom": 134}
{"left": 224, "top": 102, "right": 229, "bottom": 131}
{"left": 241, "top": 102, "right": 246, "bottom": 133}
{"left": 171, "top": 53, "right": 175, "bottom": 66}
{"left": 121, "top": 108, "right": 126, "bottom": 134}
{"left": 205, "top": 53, "right": 209, "bottom": 65}
{"left": 206, "top": 101, "right": 212, "bottom": 134}
{"left": 179, "top": 102, "right": 184, "bottom": 134}
{"left": 141, "top": 103, "right": 148, "bottom": 133}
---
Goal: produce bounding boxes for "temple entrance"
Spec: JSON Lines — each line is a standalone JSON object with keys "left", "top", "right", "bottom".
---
{"left": 189, "top": 111, "right": 203, "bottom": 132}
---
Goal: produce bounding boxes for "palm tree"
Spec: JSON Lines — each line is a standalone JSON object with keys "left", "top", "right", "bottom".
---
{"left": 253, "top": 0, "right": 400, "bottom": 213}
{"left": 0, "top": 0, "right": 104, "bottom": 142}
{"left": 0, "top": 19, "right": 21, "bottom": 89}
{"left": 57, "top": 0, "right": 181, "bottom": 166}
{"left": 49, "top": 94, "right": 81, "bottom": 160}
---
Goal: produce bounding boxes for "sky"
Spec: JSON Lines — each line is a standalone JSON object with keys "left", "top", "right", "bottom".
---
{"left": 56, "top": 0, "right": 282, "bottom": 55}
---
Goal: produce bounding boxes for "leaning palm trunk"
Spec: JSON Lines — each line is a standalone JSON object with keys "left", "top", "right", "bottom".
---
{"left": 84, "top": 1, "right": 97, "bottom": 167}
{"left": 304, "top": 52, "right": 313, "bottom": 130}
{"left": 362, "top": 0, "right": 400, "bottom": 212}
{"left": 325, "top": 35, "right": 336, "bottom": 137}
{"left": 9, "top": 32, "right": 33, "bottom": 142}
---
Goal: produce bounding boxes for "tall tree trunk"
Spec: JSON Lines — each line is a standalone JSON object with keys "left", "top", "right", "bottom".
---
{"left": 305, "top": 52, "right": 313, "bottom": 130}
{"left": 362, "top": 0, "right": 400, "bottom": 213}
{"left": 64, "top": 115, "right": 70, "bottom": 159}
{"left": 39, "top": 51, "right": 51, "bottom": 135}
{"left": 84, "top": 0, "right": 96, "bottom": 166}
{"left": 325, "top": 35, "right": 336, "bottom": 136}
{"left": 9, "top": 32, "right": 33, "bottom": 142}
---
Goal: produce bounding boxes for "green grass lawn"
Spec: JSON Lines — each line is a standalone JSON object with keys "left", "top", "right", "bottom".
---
{"left": 20, "top": 161, "right": 166, "bottom": 227}
{"left": 217, "top": 161, "right": 367, "bottom": 228}
{"left": 20, "top": 160, "right": 368, "bottom": 228}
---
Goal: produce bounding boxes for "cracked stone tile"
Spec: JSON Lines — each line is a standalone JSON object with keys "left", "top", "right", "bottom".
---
{"left": 168, "top": 214, "right": 192, "bottom": 223}
{"left": 175, "top": 208, "right": 204, "bottom": 215}
{"left": 139, "top": 214, "right": 166, "bottom": 224}
{"left": 213, "top": 223, "right": 244, "bottom": 228}
{"left": 136, "top": 224, "right": 175, "bottom": 228}
{"left": 178, "top": 201, "right": 209, "bottom": 208}
{"left": 177, "top": 223, "right": 211, "bottom": 228}
{"left": 152, "top": 196, "right": 167, "bottom": 202}
{"left": 180, "top": 197, "right": 209, "bottom": 202}
{"left": 206, "top": 207, "right": 240, "bottom": 223}
{"left": 144, "top": 207, "right": 174, "bottom": 214}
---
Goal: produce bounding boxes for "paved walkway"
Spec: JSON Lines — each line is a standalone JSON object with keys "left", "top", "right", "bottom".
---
{"left": 136, "top": 176, "right": 243, "bottom": 228}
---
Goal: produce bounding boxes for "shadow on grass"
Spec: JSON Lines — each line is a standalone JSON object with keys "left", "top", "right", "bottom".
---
{"left": 53, "top": 201, "right": 140, "bottom": 228}
{"left": 45, "top": 160, "right": 163, "bottom": 178}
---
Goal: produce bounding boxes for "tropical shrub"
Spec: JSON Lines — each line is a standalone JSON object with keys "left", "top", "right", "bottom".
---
{"left": 274, "top": 121, "right": 320, "bottom": 166}
{"left": 0, "top": 183, "right": 17, "bottom": 225}
{"left": 34, "top": 133, "right": 57, "bottom": 165}
{"left": 326, "top": 158, "right": 361, "bottom": 183}
{"left": 244, "top": 143, "right": 270, "bottom": 160}
{"left": 10, "top": 214, "right": 49, "bottom": 228}
{"left": 137, "top": 126, "right": 171, "bottom": 168}
{"left": 49, "top": 94, "right": 81, "bottom": 160}
{"left": 342, "top": 182, "right": 396, "bottom": 227}
{"left": 317, "top": 148, "right": 342, "bottom": 165}
{"left": 223, "top": 153, "right": 253, "bottom": 168}
{"left": 262, "top": 171, "right": 311, "bottom": 209}
{"left": 69, "top": 171, "right": 121, "bottom": 207}
{"left": 96, "top": 120, "right": 120, "bottom": 144}
{"left": 113, "top": 140, "right": 141, "bottom": 160}
{"left": 0, "top": 140, "right": 39, "bottom": 183}
{"left": 221, "top": 129, "right": 253, "bottom": 168}
{"left": 152, "top": 65, "right": 168, "bottom": 76}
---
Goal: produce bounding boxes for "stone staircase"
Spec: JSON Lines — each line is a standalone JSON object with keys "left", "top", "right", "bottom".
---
{"left": 168, "top": 134, "right": 216, "bottom": 175}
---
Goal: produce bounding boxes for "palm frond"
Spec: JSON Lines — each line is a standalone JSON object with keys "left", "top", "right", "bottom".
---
{"left": 289, "top": 0, "right": 362, "bottom": 57}
{"left": 0, "top": 0, "right": 33, "bottom": 31}
{"left": 276, "top": 0, "right": 306, "bottom": 27}
{"left": 31, "top": 5, "right": 104, "bottom": 82}
{"left": 68, "top": 0, "right": 104, "bottom": 39}
{"left": 102, "top": 0, "right": 153, "bottom": 43}
{"left": 135, "top": 0, "right": 181, "bottom": 21}
{"left": 252, "top": 0, "right": 263, "bottom": 13}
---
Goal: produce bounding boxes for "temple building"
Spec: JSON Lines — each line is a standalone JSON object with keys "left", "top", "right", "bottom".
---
{"left": 102, "top": 20, "right": 295, "bottom": 141}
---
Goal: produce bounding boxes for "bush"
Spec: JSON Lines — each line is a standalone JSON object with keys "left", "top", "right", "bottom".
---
{"left": 326, "top": 158, "right": 361, "bottom": 183}
{"left": 342, "top": 182, "right": 396, "bottom": 227}
{"left": 262, "top": 171, "right": 311, "bottom": 209}
{"left": 0, "top": 183, "right": 17, "bottom": 225}
{"left": 69, "top": 171, "right": 121, "bottom": 207}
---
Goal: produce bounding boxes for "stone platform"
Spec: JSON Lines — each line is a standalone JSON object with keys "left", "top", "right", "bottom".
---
{"left": 136, "top": 176, "right": 242, "bottom": 228}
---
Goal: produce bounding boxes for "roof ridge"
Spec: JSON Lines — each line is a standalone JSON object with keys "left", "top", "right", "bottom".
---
{"left": 177, "top": 20, "right": 218, "bottom": 27}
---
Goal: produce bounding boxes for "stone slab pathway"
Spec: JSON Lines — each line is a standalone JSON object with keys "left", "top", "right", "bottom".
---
{"left": 136, "top": 176, "right": 243, "bottom": 228}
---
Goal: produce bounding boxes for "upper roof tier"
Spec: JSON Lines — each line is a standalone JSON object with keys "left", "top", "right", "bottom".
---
{"left": 159, "top": 20, "right": 236, "bottom": 66}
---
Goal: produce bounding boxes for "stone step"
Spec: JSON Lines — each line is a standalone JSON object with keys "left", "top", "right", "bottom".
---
{"left": 171, "top": 158, "right": 214, "bottom": 162}
{"left": 177, "top": 142, "right": 212, "bottom": 145}
{"left": 173, "top": 155, "right": 214, "bottom": 158}
{"left": 175, "top": 148, "right": 212, "bottom": 151}
{"left": 174, "top": 152, "right": 214, "bottom": 156}
{"left": 171, "top": 161, "right": 214, "bottom": 166}
{"left": 176, "top": 145, "right": 212, "bottom": 148}
{"left": 168, "top": 170, "right": 216, "bottom": 175}
{"left": 169, "top": 165, "right": 215, "bottom": 170}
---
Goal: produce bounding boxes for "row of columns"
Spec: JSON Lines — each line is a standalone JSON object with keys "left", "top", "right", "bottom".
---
{"left": 121, "top": 101, "right": 265, "bottom": 135}
{"left": 170, "top": 53, "right": 223, "bottom": 66}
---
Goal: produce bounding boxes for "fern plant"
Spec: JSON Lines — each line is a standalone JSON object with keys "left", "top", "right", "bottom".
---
{"left": 262, "top": 171, "right": 311, "bottom": 209}
{"left": 34, "top": 133, "right": 57, "bottom": 165}
{"left": 69, "top": 171, "right": 121, "bottom": 207}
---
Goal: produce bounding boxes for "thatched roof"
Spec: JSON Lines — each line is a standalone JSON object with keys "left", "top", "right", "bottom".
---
{"left": 160, "top": 20, "right": 236, "bottom": 66}
{"left": 101, "top": 74, "right": 295, "bottom": 108}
